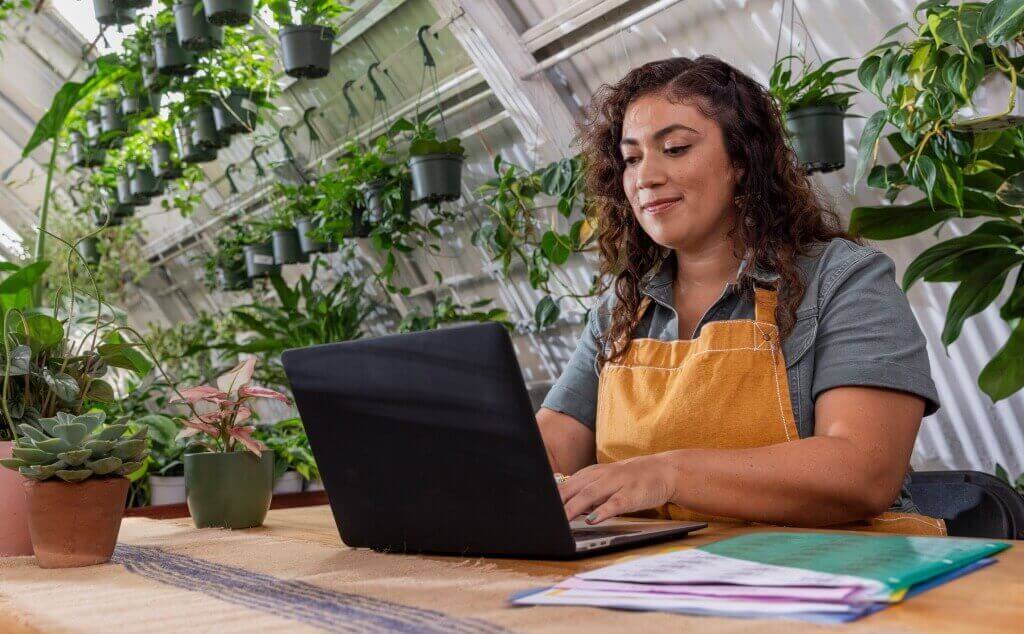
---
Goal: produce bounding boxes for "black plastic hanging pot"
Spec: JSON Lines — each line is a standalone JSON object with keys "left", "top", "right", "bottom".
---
{"left": 179, "top": 132, "right": 218, "bottom": 164}
{"left": 217, "top": 265, "right": 251, "bottom": 290}
{"left": 112, "top": 0, "right": 150, "bottom": 8}
{"left": 95, "top": 212, "right": 123, "bottom": 228}
{"left": 106, "top": 189, "right": 134, "bottom": 219}
{"left": 85, "top": 111, "right": 102, "bottom": 145}
{"left": 279, "top": 25, "right": 335, "bottom": 79}
{"left": 76, "top": 237, "right": 101, "bottom": 266}
{"left": 93, "top": 0, "right": 134, "bottom": 26}
{"left": 362, "top": 177, "right": 411, "bottom": 223}
{"left": 141, "top": 52, "right": 165, "bottom": 90}
{"left": 99, "top": 99, "right": 126, "bottom": 141}
{"left": 129, "top": 162, "right": 161, "bottom": 198}
{"left": 784, "top": 105, "right": 846, "bottom": 175}
{"left": 174, "top": 0, "right": 224, "bottom": 52}
{"left": 190, "top": 104, "right": 226, "bottom": 150}
{"left": 296, "top": 217, "right": 335, "bottom": 253}
{"left": 154, "top": 29, "right": 196, "bottom": 76}
{"left": 272, "top": 228, "right": 306, "bottom": 265}
{"left": 203, "top": 0, "right": 252, "bottom": 27}
{"left": 409, "top": 153, "right": 464, "bottom": 204}
{"left": 343, "top": 205, "right": 371, "bottom": 238}
{"left": 152, "top": 141, "right": 183, "bottom": 179}
{"left": 212, "top": 89, "right": 258, "bottom": 135}
{"left": 244, "top": 242, "right": 279, "bottom": 278}
{"left": 70, "top": 132, "right": 88, "bottom": 168}
{"left": 147, "top": 90, "right": 163, "bottom": 115}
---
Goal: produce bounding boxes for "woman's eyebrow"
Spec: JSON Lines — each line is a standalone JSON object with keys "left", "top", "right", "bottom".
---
{"left": 620, "top": 123, "right": 699, "bottom": 146}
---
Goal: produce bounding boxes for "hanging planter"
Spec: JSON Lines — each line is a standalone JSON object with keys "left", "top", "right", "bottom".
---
{"left": 121, "top": 92, "right": 141, "bottom": 117}
{"left": 152, "top": 140, "right": 183, "bottom": 179}
{"left": 95, "top": 213, "right": 123, "bottom": 228}
{"left": 784, "top": 105, "right": 846, "bottom": 174}
{"left": 111, "top": 0, "right": 150, "bottom": 8}
{"left": 76, "top": 237, "right": 101, "bottom": 266}
{"left": 243, "top": 241, "right": 279, "bottom": 278}
{"left": 217, "top": 265, "right": 251, "bottom": 291}
{"left": 147, "top": 89, "right": 163, "bottom": 115}
{"left": 203, "top": 0, "right": 252, "bottom": 27}
{"left": 173, "top": 0, "right": 224, "bottom": 52}
{"left": 129, "top": 161, "right": 162, "bottom": 198}
{"left": 185, "top": 451, "right": 274, "bottom": 529}
{"left": 92, "top": 0, "right": 134, "bottom": 26}
{"left": 272, "top": 227, "right": 306, "bottom": 265}
{"left": 409, "top": 153, "right": 464, "bottom": 204}
{"left": 212, "top": 89, "right": 258, "bottom": 135}
{"left": 296, "top": 217, "right": 336, "bottom": 253}
{"left": 346, "top": 204, "right": 371, "bottom": 238}
{"left": 279, "top": 25, "right": 335, "bottom": 79}
{"left": 189, "top": 104, "right": 225, "bottom": 150}
{"left": 179, "top": 133, "right": 218, "bottom": 164}
{"left": 69, "top": 131, "right": 88, "bottom": 168}
{"left": 98, "top": 99, "right": 125, "bottom": 135}
{"left": 362, "top": 177, "right": 411, "bottom": 223}
{"left": 154, "top": 28, "right": 196, "bottom": 76}
{"left": 116, "top": 173, "right": 135, "bottom": 206}
{"left": 85, "top": 110, "right": 102, "bottom": 145}
{"left": 140, "top": 52, "right": 165, "bottom": 90}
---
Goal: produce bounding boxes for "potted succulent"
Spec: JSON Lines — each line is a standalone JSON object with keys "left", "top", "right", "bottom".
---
{"left": 173, "top": 0, "right": 223, "bottom": 52}
{"left": 1, "top": 412, "right": 148, "bottom": 568}
{"left": 174, "top": 358, "right": 290, "bottom": 529}
{"left": 203, "top": 0, "right": 252, "bottom": 26}
{"left": 93, "top": 0, "right": 135, "bottom": 25}
{"left": 139, "top": 414, "right": 187, "bottom": 506}
{"left": 268, "top": 0, "right": 350, "bottom": 79}
{"left": 768, "top": 55, "right": 856, "bottom": 174}
{"left": 395, "top": 116, "right": 465, "bottom": 204}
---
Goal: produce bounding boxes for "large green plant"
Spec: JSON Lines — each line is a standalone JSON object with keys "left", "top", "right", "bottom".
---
{"left": 474, "top": 155, "right": 600, "bottom": 330}
{"left": 253, "top": 417, "right": 318, "bottom": 482}
{"left": 852, "top": 0, "right": 1024, "bottom": 401}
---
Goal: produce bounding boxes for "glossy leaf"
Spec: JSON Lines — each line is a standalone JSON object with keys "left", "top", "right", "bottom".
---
{"left": 849, "top": 199, "right": 956, "bottom": 239}
{"left": 980, "top": 0, "right": 1024, "bottom": 46}
{"left": 534, "top": 295, "right": 560, "bottom": 330}
{"left": 979, "top": 317, "right": 1024, "bottom": 400}
{"left": 942, "top": 252, "right": 1022, "bottom": 346}
{"left": 996, "top": 170, "right": 1024, "bottom": 207}
{"left": 854, "top": 111, "right": 887, "bottom": 186}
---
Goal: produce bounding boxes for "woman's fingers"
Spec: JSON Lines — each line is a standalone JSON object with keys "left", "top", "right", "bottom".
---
{"left": 556, "top": 464, "right": 600, "bottom": 503}
{"left": 584, "top": 492, "right": 631, "bottom": 524}
{"left": 563, "top": 480, "right": 622, "bottom": 521}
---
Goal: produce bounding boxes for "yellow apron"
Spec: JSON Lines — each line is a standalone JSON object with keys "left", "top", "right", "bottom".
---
{"left": 595, "top": 285, "right": 946, "bottom": 536}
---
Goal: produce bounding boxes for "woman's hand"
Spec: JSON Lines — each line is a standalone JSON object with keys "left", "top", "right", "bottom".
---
{"left": 559, "top": 454, "right": 677, "bottom": 524}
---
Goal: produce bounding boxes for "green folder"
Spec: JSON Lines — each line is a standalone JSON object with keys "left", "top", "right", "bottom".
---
{"left": 699, "top": 532, "right": 1010, "bottom": 596}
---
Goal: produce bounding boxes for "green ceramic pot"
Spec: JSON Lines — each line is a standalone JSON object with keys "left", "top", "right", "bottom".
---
{"left": 184, "top": 451, "right": 274, "bottom": 529}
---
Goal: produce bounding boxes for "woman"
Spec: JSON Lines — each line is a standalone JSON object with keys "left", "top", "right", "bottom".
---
{"left": 537, "top": 56, "right": 945, "bottom": 536}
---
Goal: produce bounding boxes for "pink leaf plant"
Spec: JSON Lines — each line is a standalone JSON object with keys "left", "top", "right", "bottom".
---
{"left": 172, "top": 357, "right": 291, "bottom": 456}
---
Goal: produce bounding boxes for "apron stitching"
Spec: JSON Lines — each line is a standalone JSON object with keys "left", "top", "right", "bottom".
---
{"left": 768, "top": 342, "right": 792, "bottom": 442}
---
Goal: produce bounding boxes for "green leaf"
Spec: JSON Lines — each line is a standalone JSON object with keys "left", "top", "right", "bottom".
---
{"left": 534, "top": 296, "right": 560, "bottom": 330}
{"left": 980, "top": 0, "right": 1024, "bottom": 46}
{"left": 43, "top": 370, "right": 80, "bottom": 404}
{"left": 849, "top": 199, "right": 956, "bottom": 239}
{"left": 903, "top": 221, "right": 1022, "bottom": 288}
{"left": 15, "top": 314, "right": 63, "bottom": 353}
{"left": 84, "top": 379, "right": 115, "bottom": 403}
{"left": 97, "top": 342, "right": 153, "bottom": 376}
{"left": 854, "top": 111, "right": 887, "bottom": 186}
{"left": 1000, "top": 269, "right": 1024, "bottom": 320}
{"left": 0, "top": 261, "right": 50, "bottom": 313}
{"left": 996, "top": 170, "right": 1024, "bottom": 207}
{"left": 5, "top": 345, "right": 31, "bottom": 376}
{"left": 980, "top": 317, "right": 1024, "bottom": 400}
{"left": 913, "top": 155, "right": 938, "bottom": 201}
{"left": 942, "top": 252, "right": 1021, "bottom": 346}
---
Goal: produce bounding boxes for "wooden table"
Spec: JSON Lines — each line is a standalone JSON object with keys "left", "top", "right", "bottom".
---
{"left": 1, "top": 506, "right": 1021, "bottom": 633}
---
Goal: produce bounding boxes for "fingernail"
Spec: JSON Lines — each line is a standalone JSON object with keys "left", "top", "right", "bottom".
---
{"left": 586, "top": 512, "right": 598, "bottom": 523}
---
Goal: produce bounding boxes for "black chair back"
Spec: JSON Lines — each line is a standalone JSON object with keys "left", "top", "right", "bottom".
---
{"left": 909, "top": 470, "right": 1024, "bottom": 539}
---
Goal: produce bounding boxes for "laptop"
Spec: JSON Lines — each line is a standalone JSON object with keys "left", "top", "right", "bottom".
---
{"left": 281, "top": 322, "right": 705, "bottom": 558}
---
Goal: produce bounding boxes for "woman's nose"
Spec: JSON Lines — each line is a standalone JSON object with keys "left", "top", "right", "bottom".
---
{"left": 634, "top": 155, "right": 668, "bottom": 190}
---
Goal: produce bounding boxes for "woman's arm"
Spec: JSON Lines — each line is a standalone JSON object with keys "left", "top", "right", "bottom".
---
{"left": 560, "top": 385, "right": 924, "bottom": 526}
{"left": 537, "top": 407, "right": 596, "bottom": 476}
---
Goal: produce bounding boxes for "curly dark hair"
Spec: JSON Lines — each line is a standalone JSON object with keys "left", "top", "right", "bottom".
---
{"left": 580, "top": 55, "right": 854, "bottom": 370}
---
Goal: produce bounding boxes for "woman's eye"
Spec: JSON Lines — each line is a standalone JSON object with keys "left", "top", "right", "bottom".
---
{"left": 623, "top": 156, "right": 641, "bottom": 165}
{"left": 666, "top": 145, "right": 691, "bottom": 155}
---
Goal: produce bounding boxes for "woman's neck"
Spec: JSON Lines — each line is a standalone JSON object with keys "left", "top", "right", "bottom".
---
{"left": 672, "top": 238, "right": 744, "bottom": 291}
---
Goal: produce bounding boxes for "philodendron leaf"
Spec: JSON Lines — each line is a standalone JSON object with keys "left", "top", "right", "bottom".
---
{"left": 84, "top": 379, "right": 116, "bottom": 403}
{"left": 996, "top": 170, "right": 1024, "bottom": 207}
{"left": 942, "top": 252, "right": 1021, "bottom": 346}
{"left": 848, "top": 199, "right": 956, "bottom": 239}
{"left": 980, "top": 317, "right": 1024, "bottom": 401}
{"left": 854, "top": 111, "right": 887, "bottom": 186}
{"left": 980, "top": 0, "right": 1024, "bottom": 46}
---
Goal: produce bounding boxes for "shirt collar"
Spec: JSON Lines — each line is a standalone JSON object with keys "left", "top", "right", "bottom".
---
{"left": 640, "top": 250, "right": 780, "bottom": 302}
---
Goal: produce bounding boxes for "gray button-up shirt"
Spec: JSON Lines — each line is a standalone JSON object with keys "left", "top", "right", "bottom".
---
{"left": 542, "top": 238, "right": 939, "bottom": 513}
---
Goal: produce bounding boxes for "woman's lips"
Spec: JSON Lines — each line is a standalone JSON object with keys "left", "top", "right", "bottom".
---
{"left": 642, "top": 197, "right": 681, "bottom": 214}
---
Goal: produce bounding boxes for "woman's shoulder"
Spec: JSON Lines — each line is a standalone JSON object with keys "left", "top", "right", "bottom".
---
{"left": 795, "top": 237, "right": 901, "bottom": 313}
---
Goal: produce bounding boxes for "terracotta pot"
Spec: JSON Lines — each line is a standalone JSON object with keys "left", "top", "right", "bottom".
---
{"left": 0, "top": 441, "right": 33, "bottom": 557}
{"left": 24, "top": 477, "right": 129, "bottom": 568}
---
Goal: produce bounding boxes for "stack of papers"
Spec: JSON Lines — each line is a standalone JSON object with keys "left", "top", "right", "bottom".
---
{"left": 512, "top": 532, "right": 1010, "bottom": 623}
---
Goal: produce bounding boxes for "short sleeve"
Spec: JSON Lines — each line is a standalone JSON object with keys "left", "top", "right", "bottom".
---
{"left": 811, "top": 250, "right": 940, "bottom": 417}
{"left": 541, "top": 307, "right": 603, "bottom": 430}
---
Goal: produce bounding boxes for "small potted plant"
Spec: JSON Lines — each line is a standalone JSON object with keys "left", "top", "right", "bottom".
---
{"left": 0, "top": 412, "right": 148, "bottom": 568}
{"left": 203, "top": 29, "right": 279, "bottom": 135}
{"left": 769, "top": 55, "right": 856, "bottom": 174}
{"left": 129, "top": 160, "right": 162, "bottom": 199}
{"left": 203, "top": 0, "right": 252, "bottom": 26}
{"left": 173, "top": 0, "right": 223, "bottom": 52}
{"left": 153, "top": 10, "right": 196, "bottom": 77}
{"left": 152, "top": 140, "right": 183, "bottom": 179}
{"left": 269, "top": 0, "right": 349, "bottom": 79}
{"left": 139, "top": 414, "right": 187, "bottom": 506}
{"left": 93, "top": 0, "right": 135, "bottom": 26}
{"left": 242, "top": 223, "right": 278, "bottom": 278}
{"left": 174, "top": 120, "right": 217, "bottom": 165}
{"left": 268, "top": 183, "right": 309, "bottom": 265}
{"left": 174, "top": 358, "right": 290, "bottom": 529}
{"left": 396, "top": 116, "right": 465, "bottom": 204}
{"left": 205, "top": 228, "right": 251, "bottom": 291}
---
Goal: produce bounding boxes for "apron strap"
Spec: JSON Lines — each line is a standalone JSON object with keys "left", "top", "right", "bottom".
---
{"left": 753, "top": 286, "right": 779, "bottom": 326}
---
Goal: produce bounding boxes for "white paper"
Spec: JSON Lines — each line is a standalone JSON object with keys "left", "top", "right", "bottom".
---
{"left": 556, "top": 577, "right": 864, "bottom": 602}
{"left": 514, "top": 587, "right": 858, "bottom": 615}
{"left": 577, "top": 548, "right": 888, "bottom": 599}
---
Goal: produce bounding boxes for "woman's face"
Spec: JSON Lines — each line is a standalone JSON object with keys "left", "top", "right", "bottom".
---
{"left": 620, "top": 93, "right": 743, "bottom": 251}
